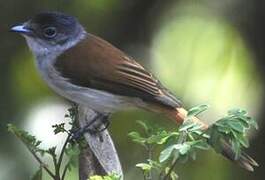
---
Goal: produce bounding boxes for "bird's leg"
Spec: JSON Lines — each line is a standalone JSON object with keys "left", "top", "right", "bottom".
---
{"left": 71, "top": 113, "right": 101, "bottom": 140}
{"left": 71, "top": 113, "right": 110, "bottom": 140}
{"left": 97, "top": 113, "right": 111, "bottom": 132}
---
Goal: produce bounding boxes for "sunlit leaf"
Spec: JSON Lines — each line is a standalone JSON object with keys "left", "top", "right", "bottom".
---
{"left": 187, "top": 104, "right": 209, "bottom": 117}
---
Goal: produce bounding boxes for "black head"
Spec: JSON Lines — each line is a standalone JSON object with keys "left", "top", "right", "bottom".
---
{"left": 11, "top": 11, "right": 84, "bottom": 45}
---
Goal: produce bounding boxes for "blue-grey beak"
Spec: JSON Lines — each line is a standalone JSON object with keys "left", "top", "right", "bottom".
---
{"left": 10, "top": 24, "right": 32, "bottom": 34}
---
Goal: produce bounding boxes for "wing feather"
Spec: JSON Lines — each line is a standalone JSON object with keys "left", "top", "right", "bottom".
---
{"left": 55, "top": 34, "right": 182, "bottom": 109}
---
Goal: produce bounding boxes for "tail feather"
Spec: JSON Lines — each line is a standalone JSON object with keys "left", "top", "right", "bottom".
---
{"left": 174, "top": 107, "right": 258, "bottom": 171}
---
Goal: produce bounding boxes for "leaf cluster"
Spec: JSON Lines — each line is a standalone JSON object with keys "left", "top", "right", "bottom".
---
{"left": 208, "top": 108, "right": 258, "bottom": 159}
{"left": 7, "top": 107, "right": 81, "bottom": 180}
{"left": 129, "top": 105, "right": 258, "bottom": 180}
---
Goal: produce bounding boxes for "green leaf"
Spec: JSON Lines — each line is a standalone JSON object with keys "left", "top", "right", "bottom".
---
{"left": 232, "top": 131, "right": 249, "bottom": 148}
{"left": 216, "top": 126, "right": 231, "bottom": 134}
{"left": 228, "top": 109, "right": 247, "bottom": 116}
{"left": 65, "top": 143, "right": 80, "bottom": 170}
{"left": 47, "top": 147, "right": 56, "bottom": 157}
{"left": 7, "top": 124, "right": 44, "bottom": 153}
{"left": 159, "top": 145, "right": 176, "bottom": 162}
{"left": 147, "top": 159, "right": 162, "bottom": 170}
{"left": 179, "top": 121, "right": 196, "bottom": 132}
{"left": 52, "top": 123, "right": 66, "bottom": 134}
{"left": 136, "top": 163, "right": 152, "bottom": 172}
{"left": 179, "top": 143, "right": 191, "bottom": 155}
{"left": 165, "top": 167, "right": 179, "bottom": 180}
{"left": 231, "top": 140, "right": 241, "bottom": 160}
{"left": 146, "top": 131, "right": 176, "bottom": 145}
{"left": 228, "top": 121, "right": 244, "bottom": 133}
{"left": 192, "top": 140, "right": 210, "bottom": 150}
{"left": 89, "top": 176, "right": 104, "bottom": 180}
{"left": 136, "top": 120, "right": 149, "bottom": 133}
{"left": 128, "top": 131, "right": 146, "bottom": 146}
{"left": 89, "top": 173, "right": 121, "bottom": 180}
{"left": 31, "top": 167, "right": 42, "bottom": 180}
{"left": 187, "top": 104, "right": 209, "bottom": 117}
{"left": 179, "top": 120, "right": 204, "bottom": 133}
{"left": 159, "top": 144, "right": 183, "bottom": 162}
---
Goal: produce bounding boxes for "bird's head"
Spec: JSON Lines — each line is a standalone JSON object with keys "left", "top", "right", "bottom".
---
{"left": 11, "top": 11, "right": 85, "bottom": 57}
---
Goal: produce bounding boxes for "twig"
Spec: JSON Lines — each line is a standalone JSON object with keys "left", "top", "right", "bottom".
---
{"left": 163, "top": 132, "right": 187, "bottom": 180}
{"left": 21, "top": 140, "right": 55, "bottom": 179}
{"left": 61, "top": 164, "right": 69, "bottom": 180}
{"left": 147, "top": 144, "right": 153, "bottom": 180}
{"left": 57, "top": 134, "right": 71, "bottom": 178}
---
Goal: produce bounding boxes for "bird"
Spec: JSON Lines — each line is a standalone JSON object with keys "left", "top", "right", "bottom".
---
{"left": 11, "top": 11, "right": 257, "bottom": 171}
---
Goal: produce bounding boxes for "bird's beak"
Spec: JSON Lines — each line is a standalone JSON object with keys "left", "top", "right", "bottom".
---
{"left": 10, "top": 24, "right": 32, "bottom": 35}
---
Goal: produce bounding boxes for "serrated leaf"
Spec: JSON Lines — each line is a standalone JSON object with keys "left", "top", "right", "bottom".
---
{"left": 7, "top": 124, "right": 45, "bottom": 154}
{"left": 52, "top": 123, "right": 66, "bottom": 134}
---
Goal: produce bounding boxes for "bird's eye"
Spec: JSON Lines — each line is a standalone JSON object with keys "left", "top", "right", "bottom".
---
{"left": 43, "top": 27, "right": 57, "bottom": 38}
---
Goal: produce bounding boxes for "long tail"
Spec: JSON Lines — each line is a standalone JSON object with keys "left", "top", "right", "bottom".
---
{"left": 172, "top": 107, "right": 258, "bottom": 171}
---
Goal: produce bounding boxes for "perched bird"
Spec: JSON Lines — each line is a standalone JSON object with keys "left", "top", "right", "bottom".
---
{"left": 11, "top": 11, "right": 257, "bottom": 171}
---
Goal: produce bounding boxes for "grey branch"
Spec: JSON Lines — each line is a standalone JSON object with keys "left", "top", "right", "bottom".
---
{"left": 78, "top": 106, "right": 123, "bottom": 180}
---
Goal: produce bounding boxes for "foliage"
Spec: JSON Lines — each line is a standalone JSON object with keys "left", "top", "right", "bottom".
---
{"left": 208, "top": 108, "right": 258, "bottom": 159}
{"left": 7, "top": 106, "right": 81, "bottom": 180}
{"left": 89, "top": 173, "right": 121, "bottom": 180}
{"left": 129, "top": 105, "right": 258, "bottom": 180}
{"left": 7, "top": 104, "right": 257, "bottom": 180}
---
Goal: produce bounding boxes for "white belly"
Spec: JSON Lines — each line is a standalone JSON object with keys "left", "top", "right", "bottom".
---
{"left": 36, "top": 58, "right": 142, "bottom": 113}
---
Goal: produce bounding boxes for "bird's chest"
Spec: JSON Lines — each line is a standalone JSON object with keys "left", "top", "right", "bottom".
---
{"left": 36, "top": 56, "right": 135, "bottom": 113}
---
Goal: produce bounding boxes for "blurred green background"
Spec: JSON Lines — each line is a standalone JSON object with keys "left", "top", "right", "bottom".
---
{"left": 0, "top": 0, "right": 264, "bottom": 179}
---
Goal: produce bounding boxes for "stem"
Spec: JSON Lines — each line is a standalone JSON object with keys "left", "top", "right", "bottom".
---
{"left": 52, "top": 154, "right": 59, "bottom": 179}
{"left": 57, "top": 134, "right": 71, "bottom": 179}
{"left": 163, "top": 131, "right": 187, "bottom": 180}
{"left": 20, "top": 139, "right": 55, "bottom": 179}
{"left": 147, "top": 145, "right": 153, "bottom": 180}
{"left": 61, "top": 164, "right": 69, "bottom": 180}
{"left": 163, "top": 160, "right": 178, "bottom": 180}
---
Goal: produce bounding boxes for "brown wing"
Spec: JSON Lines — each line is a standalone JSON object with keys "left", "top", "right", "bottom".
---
{"left": 55, "top": 34, "right": 181, "bottom": 109}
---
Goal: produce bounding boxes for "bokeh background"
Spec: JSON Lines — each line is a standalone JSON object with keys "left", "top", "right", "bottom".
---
{"left": 0, "top": 0, "right": 264, "bottom": 179}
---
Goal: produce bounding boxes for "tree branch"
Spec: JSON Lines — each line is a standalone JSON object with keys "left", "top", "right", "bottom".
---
{"left": 78, "top": 106, "right": 123, "bottom": 180}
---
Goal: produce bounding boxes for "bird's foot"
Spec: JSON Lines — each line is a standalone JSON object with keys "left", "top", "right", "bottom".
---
{"left": 70, "top": 113, "right": 110, "bottom": 140}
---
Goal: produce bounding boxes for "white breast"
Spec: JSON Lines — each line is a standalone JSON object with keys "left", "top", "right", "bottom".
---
{"left": 36, "top": 56, "right": 142, "bottom": 113}
{"left": 25, "top": 32, "right": 145, "bottom": 113}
